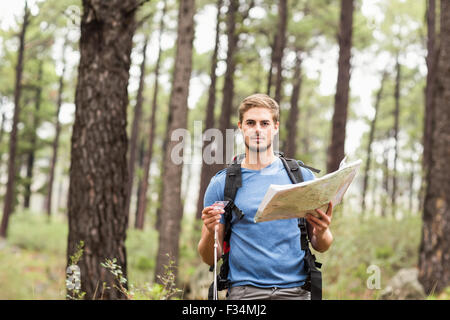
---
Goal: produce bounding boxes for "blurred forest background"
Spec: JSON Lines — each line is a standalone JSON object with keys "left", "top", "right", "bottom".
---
{"left": 0, "top": 0, "right": 448, "bottom": 300}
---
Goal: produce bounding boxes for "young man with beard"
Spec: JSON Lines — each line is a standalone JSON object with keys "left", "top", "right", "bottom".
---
{"left": 198, "top": 93, "right": 333, "bottom": 300}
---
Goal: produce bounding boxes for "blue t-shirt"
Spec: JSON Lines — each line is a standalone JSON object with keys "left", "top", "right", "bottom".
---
{"left": 203, "top": 157, "right": 315, "bottom": 288}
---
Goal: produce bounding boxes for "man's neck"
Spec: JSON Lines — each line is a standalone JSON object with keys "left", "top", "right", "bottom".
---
{"left": 241, "top": 149, "right": 277, "bottom": 170}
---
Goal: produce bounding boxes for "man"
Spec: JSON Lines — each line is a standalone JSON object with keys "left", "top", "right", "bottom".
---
{"left": 198, "top": 93, "right": 333, "bottom": 300}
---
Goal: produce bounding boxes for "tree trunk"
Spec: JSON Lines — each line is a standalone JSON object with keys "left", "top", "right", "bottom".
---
{"left": 154, "top": 112, "right": 170, "bottom": 231}
{"left": 45, "top": 40, "right": 67, "bottom": 216}
{"left": 423, "top": 0, "right": 436, "bottom": 177}
{"left": 0, "top": 2, "right": 29, "bottom": 238}
{"left": 125, "top": 33, "right": 149, "bottom": 227}
{"left": 418, "top": 0, "right": 450, "bottom": 295}
{"left": 218, "top": 0, "right": 238, "bottom": 166}
{"left": 408, "top": 167, "right": 414, "bottom": 213}
{"left": 361, "top": 71, "right": 387, "bottom": 214}
{"left": 196, "top": 0, "right": 222, "bottom": 220}
{"left": 0, "top": 109, "right": 5, "bottom": 146}
{"left": 266, "top": 35, "right": 276, "bottom": 96}
{"left": 273, "top": 0, "right": 287, "bottom": 104}
{"left": 134, "top": 136, "right": 145, "bottom": 227}
{"left": 326, "top": 0, "right": 354, "bottom": 173}
{"left": 301, "top": 106, "right": 312, "bottom": 155}
{"left": 284, "top": 48, "right": 302, "bottom": 159}
{"left": 215, "top": 0, "right": 253, "bottom": 166}
{"left": 380, "top": 143, "right": 390, "bottom": 218}
{"left": 66, "top": 0, "right": 137, "bottom": 299}
{"left": 23, "top": 61, "right": 44, "bottom": 209}
{"left": 420, "top": 0, "right": 437, "bottom": 213}
{"left": 154, "top": 0, "right": 195, "bottom": 285}
{"left": 391, "top": 57, "right": 401, "bottom": 217}
{"left": 136, "top": 1, "right": 167, "bottom": 230}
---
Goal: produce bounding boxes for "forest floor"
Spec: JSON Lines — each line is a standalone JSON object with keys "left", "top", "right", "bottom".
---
{"left": 0, "top": 207, "right": 448, "bottom": 300}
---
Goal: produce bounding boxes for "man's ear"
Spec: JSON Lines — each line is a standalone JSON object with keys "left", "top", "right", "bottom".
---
{"left": 274, "top": 121, "right": 279, "bottom": 133}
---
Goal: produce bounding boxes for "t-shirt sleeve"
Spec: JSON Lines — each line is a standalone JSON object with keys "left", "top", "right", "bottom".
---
{"left": 203, "top": 170, "right": 226, "bottom": 224}
{"left": 300, "top": 166, "right": 316, "bottom": 182}
{"left": 203, "top": 172, "right": 224, "bottom": 208}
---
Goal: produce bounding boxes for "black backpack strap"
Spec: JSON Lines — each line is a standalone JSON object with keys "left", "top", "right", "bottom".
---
{"left": 279, "top": 156, "right": 304, "bottom": 184}
{"left": 298, "top": 218, "right": 309, "bottom": 251}
{"left": 297, "top": 160, "right": 321, "bottom": 174}
{"left": 298, "top": 217, "right": 323, "bottom": 300}
{"left": 276, "top": 151, "right": 321, "bottom": 176}
{"left": 223, "top": 155, "right": 245, "bottom": 225}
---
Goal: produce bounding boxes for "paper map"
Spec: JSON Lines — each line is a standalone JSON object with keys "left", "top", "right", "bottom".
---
{"left": 254, "top": 158, "right": 362, "bottom": 223}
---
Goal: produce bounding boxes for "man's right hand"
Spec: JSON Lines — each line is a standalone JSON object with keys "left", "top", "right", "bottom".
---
{"left": 201, "top": 205, "right": 224, "bottom": 235}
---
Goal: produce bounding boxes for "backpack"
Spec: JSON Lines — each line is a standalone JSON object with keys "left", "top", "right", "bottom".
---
{"left": 207, "top": 151, "right": 323, "bottom": 300}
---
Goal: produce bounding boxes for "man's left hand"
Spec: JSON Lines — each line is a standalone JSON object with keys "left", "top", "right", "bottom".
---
{"left": 305, "top": 201, "right": 333, "bottom": 237}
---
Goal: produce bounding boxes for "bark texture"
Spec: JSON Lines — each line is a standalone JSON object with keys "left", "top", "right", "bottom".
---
{"left": 423, "top": 0, "right": 436, "bottom": 176}
{"left": 67, "top": 0, "right": 138, "bottom": 299}
{"left": 418, "top": 0, "right": 450, "bottom": 295}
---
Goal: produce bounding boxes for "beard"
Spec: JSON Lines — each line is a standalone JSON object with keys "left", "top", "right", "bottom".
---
{"left": 244, "top": 139, "right": 272, "bottom": 153}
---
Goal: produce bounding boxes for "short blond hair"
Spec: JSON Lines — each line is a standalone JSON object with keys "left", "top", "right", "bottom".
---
{"left": 238, "top": 93, "right": 280, "bottom": 124}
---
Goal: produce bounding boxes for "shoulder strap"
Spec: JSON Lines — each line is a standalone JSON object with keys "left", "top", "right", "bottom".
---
{"left": 298, "top": 217, "right": 309, "bottom": 251}
{"left": 297, "top": 160, "right": 321, "bottom": 174}
{"left": 224, "top": 156, "right": 242, "bottom": 201}
{"left": 279, "top": 156, "right": 304, "bottom": 184}
{"left": 276, "top": 151, "right": 305, "bottom": 184}
{"left": 222, "top": 154, "right": 245, "bottom": 244}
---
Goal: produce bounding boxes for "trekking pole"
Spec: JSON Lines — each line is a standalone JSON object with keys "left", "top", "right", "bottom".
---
{"left": 213, "top": 223, "right": 218, "bottom": 300}
{"left": 212, "top": 201, "right": 228, "bottom": 300}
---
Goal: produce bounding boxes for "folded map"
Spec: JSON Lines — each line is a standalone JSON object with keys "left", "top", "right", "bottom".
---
{"left": 254, "top": 158, "right": 362, "bottom": 223}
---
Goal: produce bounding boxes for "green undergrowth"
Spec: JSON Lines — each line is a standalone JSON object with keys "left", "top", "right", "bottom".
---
{"left": 0, "top": 208, "right": 447, "bottom": 300}
{"left": 314, "top": 207, "right": 422, "bottom": 299}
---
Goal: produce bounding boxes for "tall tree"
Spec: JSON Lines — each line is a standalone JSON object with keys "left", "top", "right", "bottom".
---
{"left": 0, "top": 2, "right": 30, "bottom": 238}
{"left": 284, "top": 47, "right": 302, "bottom": 159}
{"left": 23, "top": 60, "right": 44, "bottom": 209}
{"left": 272, "top": 0, "right": 288, "bottom": 104}
{"left": 217, "top": 0, "right": 254, "bottom": 166}
{"left": 418, "top": 0, "right": 450, "bottom": 295}
{"left": 136, "top": 1, "right": 167, "bottom": 230}
{"left": 0, "top": 109, "right": 5, "bottom": 152}
{"left": 66, "top": 0, "right": 139, "bottom": 299}
{"left": 126, "top": 32, "right": 150, "bottom": 228}
{"left": 44, "top": 38, "right": 67, "bottom": 216}
{"left": 217, "top": 0, "right": 238, "bottom": 166}
{"left": 408, "top": 162, "right": 415, "bottom": 213}
{"left": 422, "top": 0, "right": 436, "bottom": 176}
{"left": 361, "top": 71, "right": 387, "bottom": 214}
{"left": 129, "top": 35, "right": 149, "bottom": 229}
{"left": 124, "top": 5, "right": 158, "bottom": 229}
{"left": 420, "top": 0, "right": 437, "bottom": 212}
{"left": 326, "top": 0, "right": 354, "bottom": 173}
{"left": 266, "top": 35, "right": 277, "bottom": 96}
{"left": 380, "top": 143, "right": 390, "bottom": 217}
{"left": 391, "top": 56, "right": 401, "bottom": 217}
{"left": 154, "top": 0, "right": 195, "bottom": 285}
{"left": 196, "top": 0, "right": 223, "bottom": 220}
